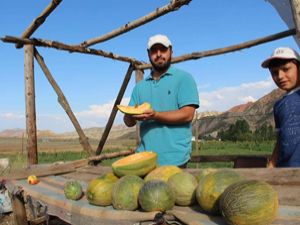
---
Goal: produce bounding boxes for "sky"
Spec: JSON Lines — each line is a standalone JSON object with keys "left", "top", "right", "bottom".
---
{"left": 0, "top": 0, "right": 299, "bottom": 133}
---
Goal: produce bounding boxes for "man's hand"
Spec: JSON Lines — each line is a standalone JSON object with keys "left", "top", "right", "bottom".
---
{"left": 132, "top": 109, "right": 156, "bottom": 121}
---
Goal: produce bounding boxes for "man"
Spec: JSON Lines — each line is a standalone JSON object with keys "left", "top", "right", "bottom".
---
{"left": 124, "top": 34, "right": 199, "bottom": 167}
{"left": 261, "top": 47, "right": 300, "bottom": 167}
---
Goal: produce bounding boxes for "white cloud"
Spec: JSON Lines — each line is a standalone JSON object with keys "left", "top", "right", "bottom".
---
{"left": 0, "top": 80, "right": 278, "bottom": 132}
{"left": 75, "top": 97, "right": 130, "bottom": 119}
{"left": 198, "top": 79, "right": 277, "bottom": 112}
{"left": 0, "top": 112, "right": 24, "bottom": 120}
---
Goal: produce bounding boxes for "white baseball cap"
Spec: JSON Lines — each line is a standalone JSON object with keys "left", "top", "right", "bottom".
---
{"left": 147, "top": 34, "right": 172, "bottom": 50}
{"left": 261, "top": 47, "right": 300, "bottom": 68}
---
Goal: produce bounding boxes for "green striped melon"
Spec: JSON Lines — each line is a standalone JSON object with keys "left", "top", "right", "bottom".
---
{"left": 167, "top": 172, "right": 198, "bottom": 206}
{"left": 144, "top": 165, "right": 182, "bottom": 182}
{"left": 112, "top": 152, "right": 157, "bottom": 177}
{"left": 220, "top": 180, "right": 278, "bottom": 225}
{"left": 86, "top": 172, "right": 119, "bottom": 206}
{"left": 194, "top": 168, "right": 217, "bottom": 183}
{"left": 112, "top": 175, "right": 144, "bottom": 211}
{"left": 196, "top": 169, "right": 244, "bottom": 214}
{"left": 138, "top": 180, "right": 175, "bottom": 212}
{"left": 64, "top": 180, "right": 83, "bottom": 200}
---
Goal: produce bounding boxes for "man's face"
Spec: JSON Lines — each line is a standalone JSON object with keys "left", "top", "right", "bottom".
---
{"left": 269, "top": 61, "right": 300, "bottom": 91}
{"left": 148, "top": 44, "right": 172, "bottom": 73}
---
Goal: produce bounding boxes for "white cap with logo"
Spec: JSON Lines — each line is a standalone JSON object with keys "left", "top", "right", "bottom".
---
{"left": 147, "top": 34, "right": 172, "bottom": 50}
{"left": 261, "top": 47, "right": 300, "bottom": 68}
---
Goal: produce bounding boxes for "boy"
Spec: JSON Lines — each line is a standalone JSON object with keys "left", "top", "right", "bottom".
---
{"left": 261, "top": 47, "right": 300, "bottom": 167}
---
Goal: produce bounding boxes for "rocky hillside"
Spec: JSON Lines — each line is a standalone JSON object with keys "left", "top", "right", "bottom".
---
{"left": 0, "top": 88, "right": 285, "bottom": 140}
{"left": 194, "top": 88, "right": 285, "bottom": 137}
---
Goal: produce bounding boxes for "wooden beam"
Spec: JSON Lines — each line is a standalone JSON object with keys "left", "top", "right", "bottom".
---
{"left": 34, "top": 48, "right": 94, "bottom": 156}
{"left": 24, "top": 45, "right": 38, "bottom": 166}
{"left": 190, "top": 154, "right": 270, "bottom": 163}
{"left": 11, "top": 191, "right": 28, "bottom": 225}
{"left": 16, "top": 0, "right": 62, "bottom": 48}
{"left": 3, "top": 29, "right": 294, "bottom": 71}
{"left": 136, "top": 29, "right": 296, "bottom": 70}
{"left": 96, "top": 64, "right": 135, "bottom": 155}
{"left": 1, "top": 36, "right": 143, "bottom": 66}
{"left": 80, "top": 0, "right": 192, "bottom": 47}
{"left": 290, "top": 0, "right": 300, "bottom": 43}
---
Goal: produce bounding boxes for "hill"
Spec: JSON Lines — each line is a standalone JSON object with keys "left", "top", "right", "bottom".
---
{"left": 194, "top": 88, "right": 285, "bottom": 138}
{"left": 0, "top": 88, "right": 285, "bottom": 140}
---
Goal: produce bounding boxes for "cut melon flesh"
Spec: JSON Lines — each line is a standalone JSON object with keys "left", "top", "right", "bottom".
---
{"left": 117, "top": 102, "right": 151, "bottom": 115}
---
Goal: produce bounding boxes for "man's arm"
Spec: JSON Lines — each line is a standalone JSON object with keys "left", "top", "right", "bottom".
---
{"left": 132, "top": 105, "right": 196, "bottom": 124}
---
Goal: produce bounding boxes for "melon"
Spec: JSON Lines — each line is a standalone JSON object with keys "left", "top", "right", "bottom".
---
{"left": 220, "top": 180, "right": 278, "bottom": 225}
{"left": 112, "top": 151, "right": 157, "bottom": 177}
{"left": 86, "top": 172, "right": 119, "bottom": 206}
{"left": 194, "top": 168, "right": 217, "bottom": 183}
{"left": 64, "top": 180, "right": 83, "bottom": 200}
{"left": 138, "top": 180, "right": 175, "bottom": 212}
{"left": 117, "top": 102, "right": 151, "bottom": 115}
{"left": 144, "top": 165, "right": 182, "bottom": 182}
{"left": 196, "top": 169, "right": 244, "bottom": 214}
{"left": 112, "top": 175, "right": 144, "bottom": 211}
{"left": 167, "top": 172, "right": 198, "bottom": 206}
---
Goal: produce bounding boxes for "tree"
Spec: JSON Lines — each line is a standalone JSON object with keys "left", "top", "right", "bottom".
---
{"left": 217, "top": 119, "right": 252, "bottom": 142}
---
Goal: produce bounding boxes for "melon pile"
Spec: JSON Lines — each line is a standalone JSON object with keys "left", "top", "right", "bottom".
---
{"left": 62, "top": 151, "right": 279, "bottom": 225}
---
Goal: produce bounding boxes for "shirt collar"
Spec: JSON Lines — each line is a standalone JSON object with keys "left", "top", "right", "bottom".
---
{"left": 145, "top": 66, "right": 174, "bottom": 80}
{"left": 286, "top": 86, "right": 300, "bottom": 95}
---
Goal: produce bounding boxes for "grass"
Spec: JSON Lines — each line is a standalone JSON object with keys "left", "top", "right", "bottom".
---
{"left": 0, "top": 137, "right": 275, "bottom": 172}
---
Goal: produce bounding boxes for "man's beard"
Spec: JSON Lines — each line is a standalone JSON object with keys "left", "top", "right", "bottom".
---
{"left": 150, "top": 58, "right": 171, "bottom": 73}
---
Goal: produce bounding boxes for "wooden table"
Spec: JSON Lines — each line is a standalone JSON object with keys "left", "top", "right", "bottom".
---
{"left": 5, "top": 165, "right": 300, "bottom": 225}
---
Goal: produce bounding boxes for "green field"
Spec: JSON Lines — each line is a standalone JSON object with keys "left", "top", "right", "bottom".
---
{"left": 0, "top": 137, "right": 275, "bottom": 173}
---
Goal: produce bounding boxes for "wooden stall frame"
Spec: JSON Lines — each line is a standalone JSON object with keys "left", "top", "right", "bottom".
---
{"left": 1, "top": 0, "right": 300, "bottom": 165}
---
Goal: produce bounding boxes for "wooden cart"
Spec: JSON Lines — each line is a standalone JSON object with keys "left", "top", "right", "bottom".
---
{"left": 5, "top": 164, "right": 300, "bottom": 225}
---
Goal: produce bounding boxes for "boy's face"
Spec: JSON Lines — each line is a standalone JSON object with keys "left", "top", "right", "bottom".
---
{"left": 269, "top": 61, "right": 300, "bottom": 91}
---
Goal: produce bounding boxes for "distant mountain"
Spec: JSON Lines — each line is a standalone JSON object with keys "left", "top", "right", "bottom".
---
{"left": 227, "top": 102, "right": 254, "bottom": 113}
{"left": 194, "top": 88, "right": 285, "bottom": 138}
{"left": 0, "top": 125, "right": 135, "bottom": 140}
{"left": 0, "top": 88, "right": 286, "bottom": 140}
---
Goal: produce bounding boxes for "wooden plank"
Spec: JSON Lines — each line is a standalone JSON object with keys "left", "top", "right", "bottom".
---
{"left": 80, "top": 0, "right": 192, "bottom": 47}
{"left": 96, "top": 64, "right": 135, "bottom": 155}
{"left": 34, "top": 48, "right": 94, "bottom": 156}
{"left": 2, "top": 161, "right": 81, "bottom": 180}
{"left": 190, "top": 154, "right": 270, "bottom": 163}
{"left": 7, "top": 176, "right": 300, "bottom": 225}
{"left": 16, "top": 0, "right": 62, "bottom": 48}
{"left": 136, "top": 29, "right": 296, "bottom": 70}
{"left": 290, "top": 0, "right": 300, "bottom": 43}
{"left": 11, "top": 191, "right": 28, "bottom": 225}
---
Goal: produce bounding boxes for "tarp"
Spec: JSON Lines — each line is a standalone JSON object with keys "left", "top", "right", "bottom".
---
{"left": 267, "top": 0, "right": 300, "bottom": 47}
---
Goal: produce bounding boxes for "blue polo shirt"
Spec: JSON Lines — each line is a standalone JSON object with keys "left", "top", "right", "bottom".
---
{"left": 274, "top": 87, "right": 300, "bottom": 167}
{"left": 129, "top": 66, "right": 199, "bottom": 166}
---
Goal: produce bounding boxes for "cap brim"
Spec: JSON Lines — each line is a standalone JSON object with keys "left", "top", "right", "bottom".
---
{"left": 148, "top": 43, "right": 170, "bottom": 50}
{"left": 261, "top": 56, "right": 297, "bottom": 68}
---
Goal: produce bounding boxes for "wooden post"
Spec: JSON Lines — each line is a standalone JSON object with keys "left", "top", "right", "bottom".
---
{"left": 290, "top": 0, "right": 300, "bottom": 43}
{"left": 135, "top": 69, "right": 144, "bottom": 147}
{"left": 34, "top": 48, "right": 94, "bottom": 156}
{"left": 194, "top": 112, "right": 199, "bottom": 168}
{"left": 24, "top": 44, "right": 38, "bottom": 165}
{"left": 96, "top": 64, "right": 135, "bottom": 155}
{"left": 11, "top": 191, "right": 28, "bottom": 225}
